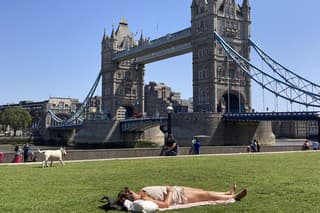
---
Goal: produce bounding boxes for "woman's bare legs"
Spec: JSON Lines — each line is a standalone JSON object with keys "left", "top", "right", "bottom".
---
{"left": 183, "top": 187, "right": 247, "bottom": 203}
{"left": 183, "top": 182, "right": 237, "bottom": 196}
{"left": 225, "top": 182, "right": 237, "bottom": 195}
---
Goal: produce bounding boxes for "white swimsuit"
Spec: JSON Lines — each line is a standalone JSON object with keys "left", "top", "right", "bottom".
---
{"left": 142, "top": 186, "right": 187, "bottom": 204}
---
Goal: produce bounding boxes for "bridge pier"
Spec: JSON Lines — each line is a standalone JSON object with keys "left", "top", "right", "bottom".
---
{"left": 73, "top": 120, "right": 164, "bottom": 147}
{"left": 45, "top": 129, "right": 76, "bottom": 146}
{"left": 171, "top": 113, "right": 275, "bottom": 146}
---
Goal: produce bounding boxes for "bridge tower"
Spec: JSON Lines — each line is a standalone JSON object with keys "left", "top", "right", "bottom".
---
{"left": 101, "top": 18, "right": 145, "bottom": 119}
{"left": 191, "top": 0, "right": 251, "bottom": 113}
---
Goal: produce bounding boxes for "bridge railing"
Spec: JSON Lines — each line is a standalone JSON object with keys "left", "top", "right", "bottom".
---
{"left": 223, "top": 111, "right": 320, "bottom": 121}
{"left": 120, "top": 117, "right": 167, "bottom": 132}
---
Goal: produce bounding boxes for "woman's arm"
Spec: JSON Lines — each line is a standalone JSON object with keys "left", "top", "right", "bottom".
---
{"left": 167, "top": 143, "right": 177, "bottom": 151}
{"left": 141, "top": 187, "right": 174, "bottom": 208}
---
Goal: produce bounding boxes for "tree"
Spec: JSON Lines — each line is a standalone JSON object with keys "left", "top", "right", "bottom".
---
{"left": 0, "top": 124, "right": 5, "bottom": 132}
{"left": 0, "top": 107, "right": 32, "bottom": 136}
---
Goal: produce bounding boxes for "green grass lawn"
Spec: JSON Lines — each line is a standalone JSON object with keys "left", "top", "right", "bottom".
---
{"left": 1, "top": 152, "right": 320, "bottom": 212}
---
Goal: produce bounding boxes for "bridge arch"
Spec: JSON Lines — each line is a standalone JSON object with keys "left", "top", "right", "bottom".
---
{"left": 219, "top": 92, "right": 246, "bottom": 113}
{"left": 116, "top": 105, "right": 142, "bottom": 119}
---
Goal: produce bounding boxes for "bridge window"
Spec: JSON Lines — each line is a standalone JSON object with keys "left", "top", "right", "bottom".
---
{"left": 117, "top": 72, "right": 122, "bottom": 79}
{"left": 58, "top": 102, "right": 64, "bottom": 110}
{"left": 125, "top": 72, "right": 131, "bottom": 80}
{"left": 106, "top": 88, "right": 111, "bottom": 95}
{"left": 125, "top": 88, "right": 131, "bottom": 95}
{"left": 234, "top": 23, "right": 239, "bottom": 30}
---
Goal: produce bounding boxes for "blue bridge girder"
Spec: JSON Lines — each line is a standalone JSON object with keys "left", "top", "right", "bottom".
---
{"left": 120, "top": 117, "right": 168, "bottom": 132}
{"left": 48, "top": 123, "right": 83, "bottom": 130}
{"left": 223, "top": 111, "right": 320, "bottom": 121}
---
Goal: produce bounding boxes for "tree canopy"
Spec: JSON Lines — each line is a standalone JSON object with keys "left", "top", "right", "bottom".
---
{"left": 0, "top": 107, "right": 32, "bottom": 136}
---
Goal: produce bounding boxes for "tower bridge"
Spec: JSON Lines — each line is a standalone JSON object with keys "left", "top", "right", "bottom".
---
{"left": 23, "top": 0, "right": 320, "bottom": 146}
{"left": 101, "top": 0, "right": 251, "bottom": 117}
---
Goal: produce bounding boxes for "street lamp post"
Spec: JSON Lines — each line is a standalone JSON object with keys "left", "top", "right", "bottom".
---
{"left": 167, "top": 106, "right": 173, "bottom": 136}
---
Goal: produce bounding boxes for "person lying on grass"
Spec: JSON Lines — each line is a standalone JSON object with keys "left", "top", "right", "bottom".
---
{"left": 116, "top": 183, "right": 247, "bottom": 208}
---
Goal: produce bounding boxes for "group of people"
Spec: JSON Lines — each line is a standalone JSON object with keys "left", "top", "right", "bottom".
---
{"left": 247, "top": 139, "right": 260, "bottom": 153}
{"left": 12, "top": 143, "right": 37, "bottom": 163}
{"left": 160, "top": 135, "right": 202, "bottom": 156}
{"left": 302, "top": 139, "right": 319, "bottom": 150}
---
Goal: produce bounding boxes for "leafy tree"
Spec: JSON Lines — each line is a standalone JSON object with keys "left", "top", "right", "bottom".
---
{"left": 0, "top": 124, "right": 5, "bottom": 132}
{"left": 0, "top": 107, "right": 32, "bottom": 136}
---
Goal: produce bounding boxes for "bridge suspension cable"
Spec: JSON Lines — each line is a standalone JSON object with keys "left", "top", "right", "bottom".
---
{"left": 48, "top": 71, "right": 102, "bottom": 126}
{"left": 214, "top": 31, "right": 320, "bottom": 108}
{"left": 249, "top": 39, "right": 320, "bottom": 95}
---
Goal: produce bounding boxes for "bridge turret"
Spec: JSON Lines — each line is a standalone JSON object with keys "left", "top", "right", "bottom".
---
{"left": 139, "top": 30, "right": 148, "bottom": 46}
{"left": 191, "top": 0, "right": 252, "bottom": 113}
{"left": 110, "top": 25, "right": 117, "bottom": 50}
{"left": 241, "top": 0, "right": 251, "bottom": 21}
{"left": 102, "top": 28, "right": 106, "bottom": 42}
{"left": 101, "top": 19, "right": 145, "bottom": 119}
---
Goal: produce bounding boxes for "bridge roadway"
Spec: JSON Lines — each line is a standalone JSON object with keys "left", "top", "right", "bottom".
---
{"left": 48, "top": 111, "right": 320, "bottom": 131}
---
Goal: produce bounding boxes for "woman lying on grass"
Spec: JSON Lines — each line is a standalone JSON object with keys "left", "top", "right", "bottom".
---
{"left": 116, "top": 183, "right": 247, "bottom": 208}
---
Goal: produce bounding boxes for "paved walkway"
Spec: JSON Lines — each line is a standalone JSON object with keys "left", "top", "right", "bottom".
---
{"left": 1, "top": 149, "right": 317, "bottom": 166}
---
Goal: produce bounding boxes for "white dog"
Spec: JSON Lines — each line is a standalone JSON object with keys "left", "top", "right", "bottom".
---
{"left": 38, "top": 147, "right": 67, "bottom": 168}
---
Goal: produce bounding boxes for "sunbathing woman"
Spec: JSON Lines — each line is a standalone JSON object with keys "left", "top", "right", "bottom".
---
{"left": 116, "top": 183, "right": 247, "bottom": 208}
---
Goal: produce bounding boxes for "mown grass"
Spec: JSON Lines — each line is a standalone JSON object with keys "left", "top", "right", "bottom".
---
{"left": 1, "top": 152, "right": 320, "bottom": 212}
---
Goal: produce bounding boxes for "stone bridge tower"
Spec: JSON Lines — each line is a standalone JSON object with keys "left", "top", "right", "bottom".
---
{"left": 101, "top": 18, "right": 145, "bottom": 119}
{"left": 191, "top": 0, "right": 251, "bottom": 113}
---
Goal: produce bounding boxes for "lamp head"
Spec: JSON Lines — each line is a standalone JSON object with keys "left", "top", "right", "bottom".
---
{"left": 167, "top": 106, "right": 174, "bottom": 113}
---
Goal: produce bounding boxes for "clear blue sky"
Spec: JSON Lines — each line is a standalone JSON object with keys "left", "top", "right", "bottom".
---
{"left": 1, "top": 0, "right": 320, "bottom": 112}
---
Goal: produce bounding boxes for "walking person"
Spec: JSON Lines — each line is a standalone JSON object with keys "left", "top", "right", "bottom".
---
{"left": 189, "top": 137, "right": 196, "bottom": 155}
{"left": 194, "top": 139, "right": 201, "bottom": 155}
